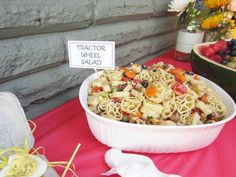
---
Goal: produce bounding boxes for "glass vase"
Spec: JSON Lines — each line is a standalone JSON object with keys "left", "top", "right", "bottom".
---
{"left": 175, "top": 30, "right": 205, "bottom": 61}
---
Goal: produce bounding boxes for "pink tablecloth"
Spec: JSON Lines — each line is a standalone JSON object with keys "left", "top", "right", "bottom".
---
{"left": 33, "top": 49, "right": 236, "bottom": 177}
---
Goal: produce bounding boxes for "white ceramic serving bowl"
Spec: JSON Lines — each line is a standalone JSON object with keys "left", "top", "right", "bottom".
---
{"left": 79, "top": 72, "right": 236, "bottom": 153}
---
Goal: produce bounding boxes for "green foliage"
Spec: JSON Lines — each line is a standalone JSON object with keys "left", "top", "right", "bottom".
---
{"left": 177, "top": 2, "right": 203, "bottom": 33}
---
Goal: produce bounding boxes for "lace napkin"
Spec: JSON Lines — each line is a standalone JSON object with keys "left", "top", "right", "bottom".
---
{"left": 102, "top": 148, "right": 181, "bottom": 177}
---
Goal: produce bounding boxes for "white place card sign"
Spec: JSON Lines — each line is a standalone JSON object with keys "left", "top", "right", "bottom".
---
{"left": 68, "top": 41, "right": 115, "bottom": 70}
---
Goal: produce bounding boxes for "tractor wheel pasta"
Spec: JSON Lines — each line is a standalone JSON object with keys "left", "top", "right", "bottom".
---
{"left": 87, "top": 62, "right": 227, "bottom": 126}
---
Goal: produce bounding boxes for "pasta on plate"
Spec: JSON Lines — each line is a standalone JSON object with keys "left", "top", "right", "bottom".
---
{"left": 87, "top": 62, "right": 227, "bottom": 126}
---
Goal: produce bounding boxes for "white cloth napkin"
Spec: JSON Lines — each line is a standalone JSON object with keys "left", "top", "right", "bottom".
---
{"left": 102, "top": 148, "right": 181, "bottom": 177}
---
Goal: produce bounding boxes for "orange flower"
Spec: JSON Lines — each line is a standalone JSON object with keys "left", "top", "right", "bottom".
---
{"left": 203, "top": 0, "right": 231, "bottom": 9}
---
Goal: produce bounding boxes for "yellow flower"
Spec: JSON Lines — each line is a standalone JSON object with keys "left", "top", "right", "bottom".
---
{"left": 203, "top": 0, "right": 231, "bottom": 8}
{"left": 228, "top": 19, "right": 235, "bottom": 28}
{"left": 230, "top": 27, "right": 236, "bottom": 38}
{"left": 202, "top": 12, "right": 235, "bottom": 30}
{"left": 202, "top": 13, "right": 224, "bottom": 29}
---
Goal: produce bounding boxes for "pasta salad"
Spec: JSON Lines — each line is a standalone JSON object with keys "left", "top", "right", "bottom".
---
{"left": 87, "top": 62, "right": 226, "bottom": 126}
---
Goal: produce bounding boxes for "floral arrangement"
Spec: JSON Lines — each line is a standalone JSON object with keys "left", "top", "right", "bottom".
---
{"left": 168, "top": 0, "right": 236, "bottom": 40}
{"left": 201, "top": 0, "right": 236, "bottom": 40}
{"left": 168, "top": 0, "right": 204, "bottom": 33}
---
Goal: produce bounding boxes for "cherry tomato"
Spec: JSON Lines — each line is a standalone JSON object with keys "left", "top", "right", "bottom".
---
{"left": 173, "top": 83, "right": 187, "bottom": 95}
{"left": 193, "top": 108, "right": 202, "bottom": 114}
{"left": 133, "top": 79, "right": 142, "bottom": 86}
{"left": 130, "top": 93, "right": 135, "bottom": 97}
{"left": 123, "top": 111, "right": 130, "bottom": 116}
{"left": 121, "top": 77, "right": 130, "bottom": 82}
{"left": 112, "top": 97, "right": 121, "bottom": 103}
{"left": 91, "top": 86, "right": 103, "bottom": 93}
{"left": 133, "top": 79, "right": 142, "bottom": 84}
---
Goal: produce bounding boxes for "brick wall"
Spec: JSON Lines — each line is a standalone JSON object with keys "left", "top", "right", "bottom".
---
{"left": 0, "top": 0, "right": 177, "bottom": 119}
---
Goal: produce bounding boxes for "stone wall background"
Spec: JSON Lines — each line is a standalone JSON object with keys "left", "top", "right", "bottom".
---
{"left": 0, "top": 0, "right": 177, "bottom": 119}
